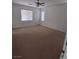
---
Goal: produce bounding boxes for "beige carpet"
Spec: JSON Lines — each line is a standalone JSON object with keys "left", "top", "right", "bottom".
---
{"left": 12, "top": 25, "right": 65, "bottom": 59}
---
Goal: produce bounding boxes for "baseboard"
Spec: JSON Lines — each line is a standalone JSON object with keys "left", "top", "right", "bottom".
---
{"left": 40, "top": 25, "right": 66, "bottom": 33}
{"left": 12, "top": 24, "right": 41, "bottom": 30}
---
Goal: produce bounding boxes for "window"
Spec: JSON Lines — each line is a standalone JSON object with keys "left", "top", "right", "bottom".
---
{"left": 21, "top": 9, "right": 33, "bottom": 21}
{"left": 41, "top": 11, "right": 45, "bottom": 21}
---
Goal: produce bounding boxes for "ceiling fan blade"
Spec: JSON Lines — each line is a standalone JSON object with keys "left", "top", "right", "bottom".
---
{"left": 40, "top": 3, "right": 45, "bottom": 4}
{"left": 40, "top": 4, "right": 45, "bottom": 6}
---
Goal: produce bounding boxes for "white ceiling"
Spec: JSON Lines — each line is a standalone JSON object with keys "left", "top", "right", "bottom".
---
{"left": 12, "top": 0, "right": 67, "bottom": 7}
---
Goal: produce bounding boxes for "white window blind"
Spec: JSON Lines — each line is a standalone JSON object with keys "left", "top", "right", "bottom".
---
{"left": 41, "top": 11, "right": 45, "bottom": 21}
{"left": 21, "top": 9, "right": 33, "bottom": 21}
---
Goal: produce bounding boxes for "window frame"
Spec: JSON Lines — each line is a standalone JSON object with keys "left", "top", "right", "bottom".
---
{"left": 21, "top": 9, "right": 33, "bottom": 21}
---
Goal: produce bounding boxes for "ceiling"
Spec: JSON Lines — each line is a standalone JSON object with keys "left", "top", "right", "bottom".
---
{"left": 12, "top": 0, "right": 67, "bottom": 7}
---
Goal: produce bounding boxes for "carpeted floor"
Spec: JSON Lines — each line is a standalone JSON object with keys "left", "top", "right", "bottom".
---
{"left": 12, "top": 25, "right": 65, "bottom": 59}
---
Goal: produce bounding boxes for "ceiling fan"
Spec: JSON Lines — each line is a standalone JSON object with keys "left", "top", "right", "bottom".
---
{"left": 35, "top": 0, "right": 45, "bottom": 7}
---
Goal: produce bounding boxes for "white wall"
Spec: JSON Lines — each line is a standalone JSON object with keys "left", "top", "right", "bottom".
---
{"left": 41, "top": 3, "right": 67, "bottom": 32}
{"left": 12, "top": 3, "right": 41, "bottom": 28}
{"left": 13, "top": 3, "right": 67, "bottom": 32}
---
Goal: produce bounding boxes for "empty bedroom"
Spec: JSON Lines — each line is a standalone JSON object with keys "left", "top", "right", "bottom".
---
{"left": 12, "top": 0, "right": 67, "bottom": 59}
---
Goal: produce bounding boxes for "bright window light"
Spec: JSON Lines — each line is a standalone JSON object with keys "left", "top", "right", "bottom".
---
{"left": 21, "top": 9, "right": 33, "bottom": 21}
{"left": 41, "top": 11, "right": 45, "bottom": 21}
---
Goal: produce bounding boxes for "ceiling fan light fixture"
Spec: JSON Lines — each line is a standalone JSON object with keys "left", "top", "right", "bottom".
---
{"left": 35, "top": 0, "right": 45, "bottom": 7}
